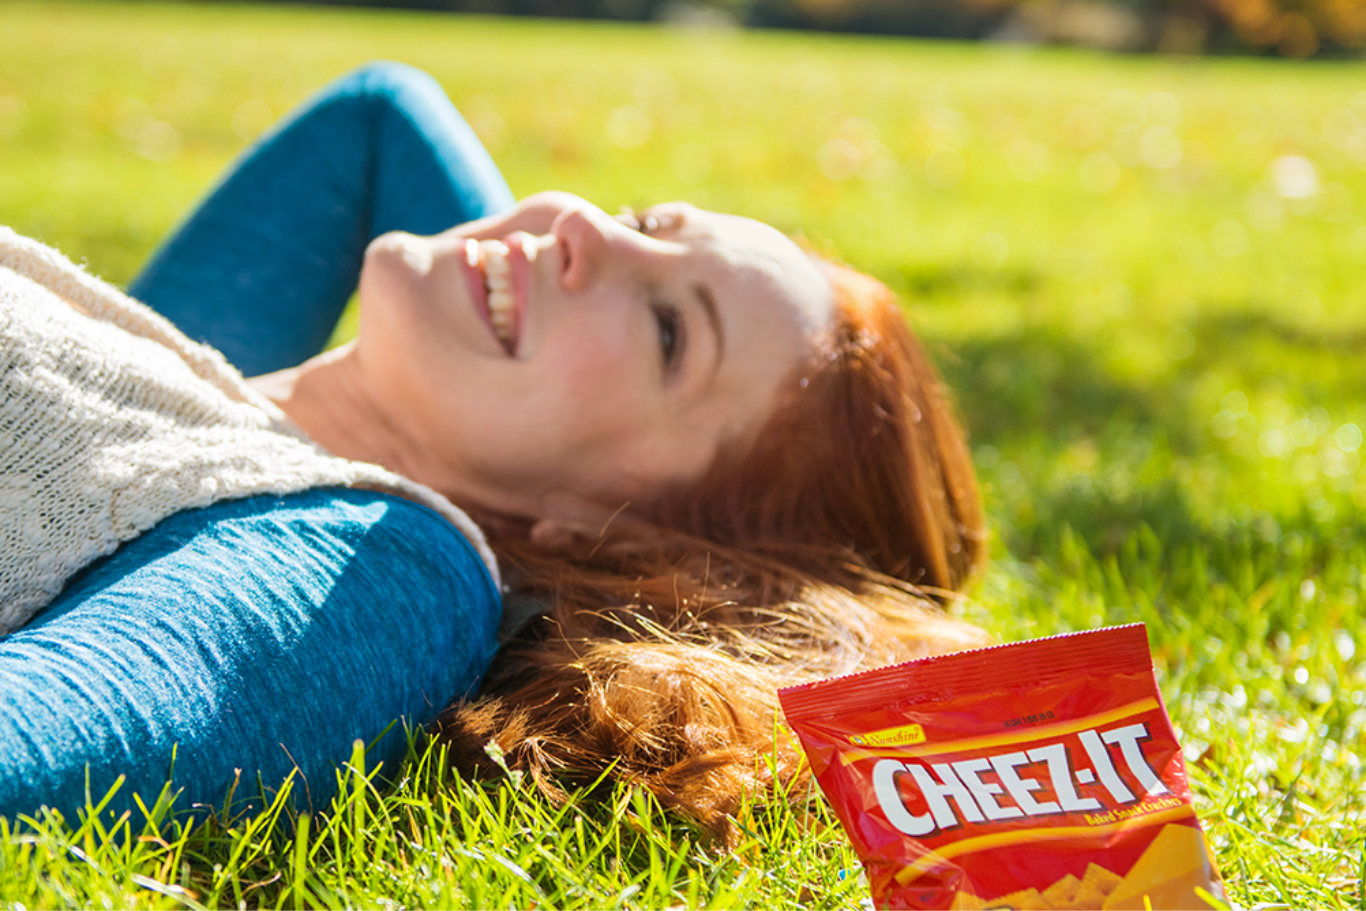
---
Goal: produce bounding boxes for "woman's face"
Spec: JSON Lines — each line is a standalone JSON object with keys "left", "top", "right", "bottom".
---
{"left": 355, "top": 192, "right": 834, "bottom": 528}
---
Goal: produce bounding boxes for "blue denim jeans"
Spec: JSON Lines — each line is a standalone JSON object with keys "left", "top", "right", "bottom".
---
{"left": 0, "top": 63, "right": 512, "bottom": 827}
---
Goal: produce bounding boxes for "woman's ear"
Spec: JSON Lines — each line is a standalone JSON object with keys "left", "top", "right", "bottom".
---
{"left": 527, "top": 517, "right": 581, "bottom": 547}
{"left": 528, "top": 491, "right": 633, "bottom": 546}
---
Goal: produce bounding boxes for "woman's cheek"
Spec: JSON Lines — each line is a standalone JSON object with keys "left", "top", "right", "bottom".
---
{"left": 556, "top": 347, "right": 650, "bottom": 430}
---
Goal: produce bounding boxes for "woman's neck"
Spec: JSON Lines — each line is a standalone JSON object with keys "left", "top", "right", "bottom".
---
{"left": 248, "top": 344, "right": 421, "bottom": 480}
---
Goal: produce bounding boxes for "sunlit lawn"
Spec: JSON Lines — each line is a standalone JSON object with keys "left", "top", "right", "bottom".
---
{"left": 2, "top": 1, "right": 1364, "bottom": 906}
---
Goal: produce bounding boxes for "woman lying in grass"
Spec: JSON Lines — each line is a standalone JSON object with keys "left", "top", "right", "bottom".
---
{"left": 0, "top": 61, "right": 986, "bottom": 837}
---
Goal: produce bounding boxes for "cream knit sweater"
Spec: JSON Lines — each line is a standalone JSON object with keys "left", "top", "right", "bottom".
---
{"left": 0, "top": 227, "right": 498, "bottom": 636}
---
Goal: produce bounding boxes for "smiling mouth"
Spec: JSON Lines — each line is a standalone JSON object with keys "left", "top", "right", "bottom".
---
{"left": 481, "top": 240, "right": 516, "bottom": 348}
{"left": 466, "top": 238, "right": 520, "bottom": 353}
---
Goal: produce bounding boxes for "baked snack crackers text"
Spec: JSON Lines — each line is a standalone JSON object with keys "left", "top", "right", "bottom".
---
{"left": 779, "top": 625, "right": 1224, "bottom": 910}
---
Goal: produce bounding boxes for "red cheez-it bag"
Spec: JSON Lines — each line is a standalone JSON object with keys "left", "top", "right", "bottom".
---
{"left": 778, "top": 625, "right": 1224, "bottom": 910}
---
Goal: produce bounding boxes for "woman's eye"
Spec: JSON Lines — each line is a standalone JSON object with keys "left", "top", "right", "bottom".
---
{"left": 615, "top": 209, "right": 657, "bottom": 235}
{"left": 653, "top": 303, "right": 682, "bottom": 369}
{"left": 617, "top": 207, "right": 684, "bottom": 239}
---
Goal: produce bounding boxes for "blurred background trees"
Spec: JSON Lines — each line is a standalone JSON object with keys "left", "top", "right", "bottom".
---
{"left": 305, "top": 0, "right": 1366, "bottom": 55}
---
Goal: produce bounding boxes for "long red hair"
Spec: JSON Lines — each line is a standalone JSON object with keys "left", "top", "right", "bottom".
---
{"left": 654, "top": 259, "right": 984, "bottom": 591}
{"left": 435, "top": 260, "right": 988, "bottom": 839}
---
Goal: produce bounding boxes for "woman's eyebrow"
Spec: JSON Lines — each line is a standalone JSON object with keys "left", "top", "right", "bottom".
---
{"left": 692, "top": 282, "right": 725, "bottom": 378}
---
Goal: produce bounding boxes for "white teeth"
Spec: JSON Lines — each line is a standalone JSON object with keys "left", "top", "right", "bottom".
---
{"left": 477, "top": 239, "right": 515, "bottom": 348}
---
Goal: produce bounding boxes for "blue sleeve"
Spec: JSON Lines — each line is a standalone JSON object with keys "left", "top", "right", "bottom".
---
{"left": 0, "top": 488, "right": 500, "bottom": 825}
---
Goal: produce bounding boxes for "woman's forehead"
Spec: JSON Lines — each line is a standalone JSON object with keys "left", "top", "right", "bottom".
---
{"left": 673, "top": 204, "right": 834, "bottom": 335}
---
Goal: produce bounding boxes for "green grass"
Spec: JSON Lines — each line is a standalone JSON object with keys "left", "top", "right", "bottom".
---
{"left": 2, "top": 1, "right": 1364, "bottom": 906}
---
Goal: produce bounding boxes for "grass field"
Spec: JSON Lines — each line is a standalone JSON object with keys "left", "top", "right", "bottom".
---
{"left": 2, "top": 1, "right": 1365, "bottom": 906}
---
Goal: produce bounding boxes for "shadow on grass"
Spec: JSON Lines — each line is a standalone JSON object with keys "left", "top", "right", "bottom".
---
{"left": 1189, "top": 310, "right": 1366, "bottom": 404}
{"left": 938, "top": 323, "right": 1191, "bottom": 451}
{"left": 935, "top": 313, "right": 1362, "bottom": 561}
{"left": 936, "top": 306, "right": 1363, "bottom": 456}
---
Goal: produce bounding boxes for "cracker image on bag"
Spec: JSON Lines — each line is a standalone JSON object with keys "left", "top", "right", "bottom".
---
{"left": 779, "top": 624, "right": 1224, "bottom": 910}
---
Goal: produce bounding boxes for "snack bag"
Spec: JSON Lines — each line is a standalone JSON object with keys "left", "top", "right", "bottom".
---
{"left": 778, "top": 624, "right": 1224, "bottom": 910}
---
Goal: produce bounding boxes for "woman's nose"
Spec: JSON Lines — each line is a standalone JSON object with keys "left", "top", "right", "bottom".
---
{"left": 557, "top": 207, "right": 646, "bottom": 293}
{"left": 556, "top": 208, "right": 610, "bottom": 293}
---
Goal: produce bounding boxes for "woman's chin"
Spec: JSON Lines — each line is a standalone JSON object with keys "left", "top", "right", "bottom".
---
{"left": 362, "top": 231, "right": 432, "bottom": 294}
{"left": 356, "top": 234, "right": 445, "bottom": 349}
